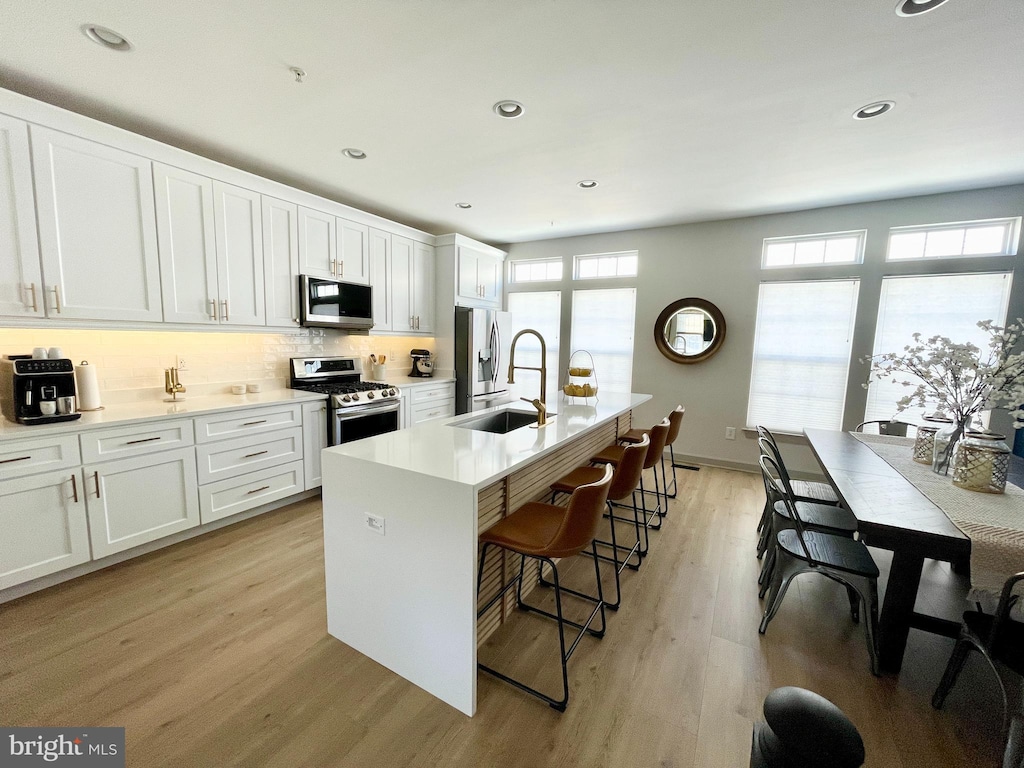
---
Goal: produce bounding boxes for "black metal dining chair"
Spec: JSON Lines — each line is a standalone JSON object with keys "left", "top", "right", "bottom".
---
{"left": 933, "top": 572, "right": 1024, "bottom": 768}
{"left": 758, "top": 453, "right": 881, "bottom": 676}
{"left": 855, "top": 419, "right": 913, "bottom": 437}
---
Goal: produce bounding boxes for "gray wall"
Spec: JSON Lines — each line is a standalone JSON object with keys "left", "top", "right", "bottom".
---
{"left": 506, "top": 184, "right": 1024, "bottom": 475}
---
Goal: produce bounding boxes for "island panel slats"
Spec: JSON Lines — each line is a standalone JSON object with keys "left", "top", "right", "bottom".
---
{"left": 476, "top": 415, "right": 624, "bottom": 645}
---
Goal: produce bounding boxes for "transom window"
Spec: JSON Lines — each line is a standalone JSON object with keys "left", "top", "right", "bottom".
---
{"left": 761, "top": 231, "right": 866, "bottom": 268}
{"left": 887, "top": 217, "right": 1021, "bottom": 261}
{"left": 574, "top": 251, "right": 638, "bottom": 279}
{"left": 509, "top": 258, "right": 563, "bottom": 283}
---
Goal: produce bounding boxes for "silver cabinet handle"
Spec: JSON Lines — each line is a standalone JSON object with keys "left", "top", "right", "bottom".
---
{"left": 246, "top": 485, "right": 270, "bottom": 495}
{"left": 50, "top": 285, "right": 62, "bottom": 313}
{"left": 125, "top": 436, "right": 162, "bottom": 445}
{"left": 221, "top": 299, "right": 229, "bottom": 321}
{"left": 208, "top": 298, "right": 218, "bottom": 321}
{"left": 330, "top": 258, "right": 337, "bottom": 276}
{"left": 93, "top": 471, "right": 101, "bottom": 499}
{"left": 338, "top": 259, "right": 344, "bottom": 277}
{"left": 243, "top": 450, "right": 269, "bottom": 459}
{"left": 0, "top": 455, "right": 31, "bottom": 465}
{"left": 242, "top": 419, "right": 267, "bottom": 426}
{"left": 25, "top": 283, "right": 38, "bottom": 312}
{"left": 70, "top": 473, "right": 79, "bottom": 503}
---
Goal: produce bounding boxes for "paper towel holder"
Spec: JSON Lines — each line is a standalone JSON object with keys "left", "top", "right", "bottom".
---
{"left": 75, "top": 360, "right": 105, "bottom": 411}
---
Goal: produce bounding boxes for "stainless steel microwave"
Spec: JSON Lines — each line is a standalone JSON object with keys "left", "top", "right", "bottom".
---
{"left": 299, "top": 275, "right": 373, "bottom": 330}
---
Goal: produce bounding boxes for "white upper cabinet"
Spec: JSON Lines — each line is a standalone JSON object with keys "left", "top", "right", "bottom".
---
{"left": 262, "top": 197, "right": 300, "bottom": 327}
{"left": 298, "top": 206, "right": 336, "bottom": 279}
{"left": 457, "top": 245, "right": 503, "bottom": 309}
{"left": 368, "top": 231, "right": 433, "bottom": 335}
{"left": 31, "top": 126, "right": 163, "bottom": 321}
{"left": 213, "top": 181, "right": 265, "bottom": 326}
{"left": 337, "top": 218, "right": 370, "bottom": 285}
{"left": 391, "top": 235, "right": 415, "bottom": 333}
{"left": 369, "top": 228, "right": 392, "bottom": 331}
{"left": 154, "top": 164, "right": 219, "bottom": 324}
{"left": 412, "top": 241, "right": 435, "bottom": 333}
{"left": 0, "top": 114, "right": 43, "bottom": 318}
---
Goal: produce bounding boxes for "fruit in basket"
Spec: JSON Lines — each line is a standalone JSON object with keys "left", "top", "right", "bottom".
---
{"left": 582, "top": 383, "right": 595, "bottom": 396}
{"left": 568, "top": 367, "right": 593, "bottom": 377}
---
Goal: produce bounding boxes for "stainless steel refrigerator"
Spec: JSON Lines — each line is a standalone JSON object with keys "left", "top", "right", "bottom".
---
{"left": 454, "top": 307, "right": 512, "bottom": 414}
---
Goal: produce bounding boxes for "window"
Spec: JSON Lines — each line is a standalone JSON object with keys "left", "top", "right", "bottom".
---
{"left": 574, "top": 251, "right": 638, "bottom": 279}
{"left": 887, "top": 218, "right": 1020, "bottom": 261}
{"left": 747, "top": 280, "right": 860, "bottom": 432}
{"left": 762, "top": 231, "right": 865, "bottom": 268}
{"left": 863, "top": 273, "right": 1012, "bottom": 422}
{"left": 509, "top": 258, "right": 562, "bottom": 283}
{"left": 507, "top": 291, "right": 561, "bottom": 400}
{"left": 570, "top": 288, "right": 636, "bottom": 393}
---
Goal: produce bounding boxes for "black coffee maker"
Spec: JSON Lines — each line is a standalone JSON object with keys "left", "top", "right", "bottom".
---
{"left": 409, "top": 349, "right": 434, "bottom": 378}
{"left": 0, "top": 356, "right": 82, "bottom": 425}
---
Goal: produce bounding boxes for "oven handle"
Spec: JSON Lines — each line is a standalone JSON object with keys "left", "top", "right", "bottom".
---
{"left": 333, "top": 400, "right": 401, "bottom": 421}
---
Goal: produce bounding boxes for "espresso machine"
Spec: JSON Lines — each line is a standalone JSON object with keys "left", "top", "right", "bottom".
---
{"left": 0, "top": 356, "right": 82, "bottom": 425}
{"left": 409, "top": 349, "right": 434, "bottom": 378}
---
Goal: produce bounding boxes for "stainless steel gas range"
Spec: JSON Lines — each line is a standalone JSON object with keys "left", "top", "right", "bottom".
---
{"left": 289, "top": 356, "right": 401, "bottom": 445}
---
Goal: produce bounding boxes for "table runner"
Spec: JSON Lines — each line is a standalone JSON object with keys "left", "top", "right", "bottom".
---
{"left": 851, "top": 432, "right": 1024, "bottom": 595}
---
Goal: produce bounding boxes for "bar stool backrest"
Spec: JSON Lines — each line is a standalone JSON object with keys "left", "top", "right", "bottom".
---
{"left": 545, "top": 463, "right": 614, "bottom": 559}
{"left": 644, "top": 419, "right": 671, "bottom": 470}
{"left": 666, "top": 406, "right": 685, "bottom": 445}
{"left": 609, "top": 433, "right": 649, "bottom": 502}
{"left": 759, "top": 453, "right": 816, "bottom": 565}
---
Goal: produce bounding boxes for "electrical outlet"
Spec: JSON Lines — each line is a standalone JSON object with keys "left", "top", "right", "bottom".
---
{"left": 176, "top": 356, "right": 188, "bottom": 371}
{"left": 725, "top": 426, "right": 737, "bottom": 440}
{"left": 366, "top": 513, "right": 385, "bottom": 535}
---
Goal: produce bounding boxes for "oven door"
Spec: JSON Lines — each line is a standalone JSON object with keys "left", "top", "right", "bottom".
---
{"left": 331, "top": 401, "right": 400, "bottom": 445}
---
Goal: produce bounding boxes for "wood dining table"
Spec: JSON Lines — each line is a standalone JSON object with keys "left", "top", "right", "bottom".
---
{"left": 803, "top": 428, "right": 970, "bottom": 674}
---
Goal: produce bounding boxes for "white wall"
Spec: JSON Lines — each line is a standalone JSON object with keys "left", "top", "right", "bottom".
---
{"left": 506, "top": 184, "right": 1024, "bottom": 474}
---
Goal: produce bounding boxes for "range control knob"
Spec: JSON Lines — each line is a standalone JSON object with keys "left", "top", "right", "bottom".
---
{"left": 351, "top": 393, "right": 360, "bottom": 401}
{"left": 389, "top": 388, "right": 397, "bottom": 396}
{"left": 379, "top": 389, "right": 389, "bottom": 398}
{"left": 367, "top": 391, "right": 375, "bottom": 399}
{"left": 341, "top": 395, "right": 351, "bottom": 403}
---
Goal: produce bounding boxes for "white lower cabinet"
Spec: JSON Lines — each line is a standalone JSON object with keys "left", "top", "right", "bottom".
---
{"left": 199, "top": 461, "right": 304, "bottom": 524}
{"left": 83, "top": 447, "right": 200, "bottom": 559}
{"left": 195, "top": 427, "right": 303, "bottom": 484}
{"left": 407, "top": 382, "right": 456, "bottom": 426}
{"left": 302, "top": 400, "right": 328, "bottom": 489}
{"left": 0, "top": 470, "right": 90, "bottom": 590}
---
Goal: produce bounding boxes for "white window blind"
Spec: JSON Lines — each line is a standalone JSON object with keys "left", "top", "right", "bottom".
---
{"left": 507, "top": 291, "right": 561, "bottom": 401}
{"left": 570, "top": 288, "right": 636, "bottom": 393}
{"left": 747, "top": 280, "right": 860, "bottom": 432}
{"left": 864, "top": 272, "right": 1012, "bottom": 423}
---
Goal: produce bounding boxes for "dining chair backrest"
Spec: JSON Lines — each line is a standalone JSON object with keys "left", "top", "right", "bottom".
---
{"left": 757, "top": 432, "right": 798, "bottom": 489}
{"left": 545, "top": 463, "right": 614, "bottom": 559}
{"left": 856, "top": 420, "right": 910, "bottom": 437}
{"left": 666, "top": 406, "right": 685, "bottom": 445}
{"left": 759, "top": 453, "right": 816, "bottom": 565}
{"left": 643, "top": 419, "right": 671, "bottom": 470}
{"left": 756, "top": 425, "right": 779, "bottom": 451}
{"left": 987, "top": 571, "right": 1024, "bottom": 649}
{"left": 609, "top": 434, "right": 649, "bottom": 502}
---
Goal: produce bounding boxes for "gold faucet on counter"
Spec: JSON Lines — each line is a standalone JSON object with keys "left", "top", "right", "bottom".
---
{"left": 507, "top": 328, "right": 548, "bottom": 427}
{"left": 164, "top": 367, "right": 186, "bottom": 402}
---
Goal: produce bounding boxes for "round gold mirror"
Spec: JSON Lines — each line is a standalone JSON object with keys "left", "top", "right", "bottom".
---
{"left": 654, "top": 298, "right": 726, "bottom": 364}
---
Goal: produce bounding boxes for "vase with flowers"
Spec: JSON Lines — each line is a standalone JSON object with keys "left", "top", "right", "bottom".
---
{"left": 866, "top": 319, "right": 1024, "bottom": 475}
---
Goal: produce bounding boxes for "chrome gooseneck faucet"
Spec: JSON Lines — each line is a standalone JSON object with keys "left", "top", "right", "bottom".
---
{"left": 507, "top": 328, "right": 548, "bottom": 427}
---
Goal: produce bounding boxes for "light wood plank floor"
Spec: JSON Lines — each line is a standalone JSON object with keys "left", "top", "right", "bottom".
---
{"left": 0, "top": 466, "right": 1005, "bottom": 766}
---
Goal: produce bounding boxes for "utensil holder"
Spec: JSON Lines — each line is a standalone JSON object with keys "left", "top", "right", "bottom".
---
{"left": 372, "top": 364, "right": 387, "bottom": 381}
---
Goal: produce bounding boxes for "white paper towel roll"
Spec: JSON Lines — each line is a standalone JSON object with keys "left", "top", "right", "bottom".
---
{"left": 75, "top": 360, "right": 102, "bottom": 411}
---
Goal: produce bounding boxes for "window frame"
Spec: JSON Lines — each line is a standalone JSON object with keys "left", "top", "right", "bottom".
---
{"left": 507, "top": 257, "right": 564, "bottom": 284}
{"left": 573, "top": 250, "right": 639, "bottom": 280}
{"left": 886, "top": 217, "right": 1021, "bottom": 262}
{"left": 761, "top": 229, "right": 866, "bottom": 269}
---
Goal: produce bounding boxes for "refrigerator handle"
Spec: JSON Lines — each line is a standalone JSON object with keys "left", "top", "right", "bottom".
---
{"left": 491, "top": 320, "right": 500, "bottom": 384}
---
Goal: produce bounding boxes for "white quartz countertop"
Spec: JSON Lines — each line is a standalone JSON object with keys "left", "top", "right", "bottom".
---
{"left": 323, "top": 391, "right": 651, "bottom": 489}
{"left": 0, "top": 389, "right": 328, "bottom": 441}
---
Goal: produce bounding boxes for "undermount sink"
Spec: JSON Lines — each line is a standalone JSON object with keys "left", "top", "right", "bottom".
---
{"left": 451, "top": 409, "right": 556, "bottom": 434}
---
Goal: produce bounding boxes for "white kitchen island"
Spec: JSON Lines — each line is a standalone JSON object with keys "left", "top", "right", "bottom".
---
{"left": 321, "top": 392, "right": 650, "bottom": 715}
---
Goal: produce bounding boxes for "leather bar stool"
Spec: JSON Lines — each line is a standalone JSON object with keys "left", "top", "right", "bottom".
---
{"left": 548, "top": 434, "right": 650, "bottom": 610}
{"left": 592, "top": 418, "right": 670, "bottom": 530}
{"left": 619, "top": 405, "right": 685, "bottom": 498}
{"left": 476, "top": 464, "right": 613, "bottom": 711}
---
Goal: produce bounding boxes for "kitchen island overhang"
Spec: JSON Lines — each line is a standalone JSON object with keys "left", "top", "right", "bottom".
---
{"left": 321, "top": 392, "right": 652, "bottom": 715}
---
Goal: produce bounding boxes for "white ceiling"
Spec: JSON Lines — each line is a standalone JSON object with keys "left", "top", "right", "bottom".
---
{"left": 2, "top": 1, "right": 1023, "bottom": 245}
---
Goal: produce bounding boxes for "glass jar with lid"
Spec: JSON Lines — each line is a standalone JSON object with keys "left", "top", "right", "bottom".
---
{"left": 916, "top": 414, "right": 953, "bottom": 465}
{"left": 952, "top": 431, "right": 1011, "bottom": 493}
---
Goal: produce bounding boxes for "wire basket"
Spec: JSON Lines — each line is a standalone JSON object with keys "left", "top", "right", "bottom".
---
{"left": 562, "top": 350, "right": 598, "bottom": 402}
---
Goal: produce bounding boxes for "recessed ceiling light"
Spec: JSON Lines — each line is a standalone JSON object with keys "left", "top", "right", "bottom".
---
{"left": 895, "top": 0, "right": 950, "bottom": 16}
{"left": 341, "top": 148, "right": 366, "bottom": 160}
{"left": 82, "top": 24, "right": 132, "bottom": 51}
{"left": 853, "top": 101, "right": 895, "bottom": 120}
{"left": 493, "top": 100, "right": 525, "bottom": 119}
{"left": 577, "top": 180, "right": 599, "bottom": 189}
{"left": 455, "top": 202, "right": 473, "bottom": 209}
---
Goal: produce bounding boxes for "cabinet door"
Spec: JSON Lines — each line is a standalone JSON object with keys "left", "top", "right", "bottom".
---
{"left": 391, "top": 234, "right": 415, "bottom": 333}
{"left": 478, "top": 252, "right": 503, "bottom": 306}
{"left": 302, "top": 400, "right": 328, "bottom": 489}
{"left": 0, "top": 470, "right": 90, "bottom": 589}
{"left": 337, "top": 218, "right": 370, "bottom": 285}
{"left": 31, "top": 126, "right": 163, "bottom": 321}
{"left": 369, "top": 228, "right": 392, "bottom": 331}
{"left": 298, "top": 206, "right": 336, "bottom": 278}
{"left": 457, "top": 246, "right": 480, "bottom": 303}
{"left": 213, "top": 181, "right": 265, "bottom": 326}
{"left": 262, "top": 196, "right": 300, "bottom": 327}
{"left": 0, "top": 115, "right": 44, "bottom": 318}
{"left": 154, "top": 163, "right": 219, "bottom": 324}
{"left": 412, "top": 242, "right": 435, "bottom": 333}
{"left": 84, "top": 447, "right": 199, "bottom": 559}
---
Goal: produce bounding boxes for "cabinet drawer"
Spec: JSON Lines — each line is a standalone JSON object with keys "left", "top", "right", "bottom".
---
{"left": 412, "top": 399, "right": 454, "bottom": 424}
{"left": 195, "top": 427, "right": 303, "bottom": 484}
{"left": 194, "top": 404, "right": 301, "bottom": 443}
{"left": 80, "top": 420, "right": 194, "bottom": 463}
{"left": 410, "top": 382, "right": 455, "bottom": 404}
{"left": 199, "top": 461, "right": 305, "bottom": 524}
{"left": 0, "top": 435, "right": 81, "bottom": 481}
